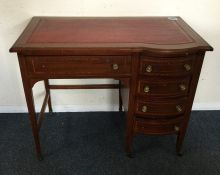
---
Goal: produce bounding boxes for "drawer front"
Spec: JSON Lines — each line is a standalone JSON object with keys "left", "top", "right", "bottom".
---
{"left": 26, "top": 56, "right": 131, "bottom": 76}
{"left": 137, "top": 77, "right": 190, "bottom": 97}
{"left": 140, "top": 56, "right": 195, "bottom": 76}
{"left": 136, "top": 98, "right": 187, "bottom": 118}
{"left": 134, "top": 117, "right": 183, "bottom": 135}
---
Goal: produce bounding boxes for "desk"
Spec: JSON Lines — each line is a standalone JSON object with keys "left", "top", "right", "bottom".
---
{"left": 10, "top": 17, "right": 213, "bottom": 160}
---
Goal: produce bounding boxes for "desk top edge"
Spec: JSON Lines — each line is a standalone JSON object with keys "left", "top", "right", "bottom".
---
{"left": 9, "top": 16, "right": 213, "bottom": 54}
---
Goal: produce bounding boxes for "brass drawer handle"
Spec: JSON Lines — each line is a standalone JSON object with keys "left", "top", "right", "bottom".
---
{"left": 174, "top": 125, "right": 180, "bottom": 132}
{"left": 184, "top": 64, "right": 191, "bottom": 71}
{"left": 176, "top": 105, "right": 183, "bottom": 112}
{"left": 179, "top": 84, "right": 186, "bottom": 91}
{"left": 112, "top": 63, "right": 119, "bottom": 70}
{"left": 144, "top": 85, "right": 150, "bottom": 93}
{"left": 141, "top": 105, "right": 148, "bottom": 112}
{"left": 145, "top": 65, "right": 152, "bottom": 73}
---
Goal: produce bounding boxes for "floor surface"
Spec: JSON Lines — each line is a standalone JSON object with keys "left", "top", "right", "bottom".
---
{"left": 0, "top": 111, "right": 220, "bottom": 175}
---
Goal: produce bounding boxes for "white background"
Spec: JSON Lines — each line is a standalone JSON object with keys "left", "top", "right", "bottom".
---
{"left": 0, "top": 0, "right": 219, "bottom": 112}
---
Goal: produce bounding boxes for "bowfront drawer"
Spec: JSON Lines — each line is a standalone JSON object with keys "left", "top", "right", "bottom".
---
{"left": 137, "top": 77, "right": 190, "bottom": 97}
{"left": 134, "top": 117, "right": 183, "bottom": 135}
{"left": 136, "top": 98, "right": 187, "bottom": 118}
{"left": 140, "top": 56, "right": 195, "bottom": 76}
{"left": 26, "top": 56, "right": 131, "bottom": 76}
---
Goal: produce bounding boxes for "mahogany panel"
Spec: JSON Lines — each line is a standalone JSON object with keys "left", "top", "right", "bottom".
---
{"left": 137, "top": 77, "right": 191, "bottom": 97}
{"left": 140, "top": 55, "right": 195, "bottom": 76}
{"left": 26, "top": 56, "right": 131, "bottom": 76}
{"left": 135, "top": 98, "right": 187, "bottom": 118}
{"left": 135, "top": 117, "right": 183, "bottom": 135}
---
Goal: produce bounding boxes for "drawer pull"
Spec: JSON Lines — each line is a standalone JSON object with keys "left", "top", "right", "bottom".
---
{"left": 176, "top": 105, "right": 183, "bottom": 113}
{"left": 112, "top": 64, "right": 119, "bottom": 70}
{"left": 42, "top": 64, "right": 46, "bottom": 68}
{"left": 144, "top": 86, "right": 150, "bottom": 93}
{"left": 145, "top": 65, "right": 152, "bottom": 73}
{"left": 174, "top": 126, "right": 180, "bottom": 132}
{"left": 184, "top": 64, "right": 191, "bottom": 71}
{"left": 141, "top": 105, "right": 148, "bottom": 112}
{"left": 179, "top": 84, "right": 186, "bottom": 91}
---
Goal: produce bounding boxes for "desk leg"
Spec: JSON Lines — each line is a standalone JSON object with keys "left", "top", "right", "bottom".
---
{"left": 125, "top": 86, "right": 135, "bottom": 158}
{"left": 23, "top": 84, "right": 43, "bottom": 160}
{"left": 44, "top": 80, "right": 53, "bottom": 112}
{"left": 125, "top": 54, "right": 139, "bottom": 158}
{"left": 119, "top": 80, "right": 123, "bottom": 112}
{"left": 18, "top": 57, "right": 43, "bottom": 160}
{"left": 176, "top": 132, "right": 184, "bottom": 156}
{"left": 125, "top": 109, "right": 135, "bottom": 158}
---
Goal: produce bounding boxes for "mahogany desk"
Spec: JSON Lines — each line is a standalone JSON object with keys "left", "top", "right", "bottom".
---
{"left": 10, "top": 17, "right": 213, "bottom": 160}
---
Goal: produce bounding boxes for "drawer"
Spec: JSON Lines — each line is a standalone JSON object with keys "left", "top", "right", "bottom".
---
{"left": 140, "top": 56, "right": 195, "bottom": 76}
{"left": 135, "top": 98, "right": 187, "bottom": 118}
{"left": 26, "top": 56, "right": 131, "bottom": 76}
{"left": 137, "top": 77, "right": 191, "bottom": 97}
{"left": 134, "top": 117, "right": 183, "bottom": 135}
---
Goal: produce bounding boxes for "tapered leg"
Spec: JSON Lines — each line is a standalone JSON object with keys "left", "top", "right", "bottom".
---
{"left": 125, "top": 111, "right": 135, "bottom": 158}
{"left": 23, "top": 84, "right": 43, "bottom": 160}
{"left": 176, "top": 130, "right": 186, "bottom": 156}
{"left": 176, "top": 119, "right": 191, "bottom": 156}
{"left": 125, "top": 53, "right": 140, "bottom": 158}
{"left": 126, "top": 132, "right": 134, "bottom": 158}
{"left": 18, "top": 56, "right": 43, "bottom": 160}
{"left": 119, "top": 80, "right": 123, "bottom": 112}
{"left": 44, "top": 79, "right": 53, "bottom": 112}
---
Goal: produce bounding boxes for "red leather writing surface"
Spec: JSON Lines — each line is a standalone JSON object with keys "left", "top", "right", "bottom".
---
{"left": 28, "top": 18, "right": 193, "bottom": 44}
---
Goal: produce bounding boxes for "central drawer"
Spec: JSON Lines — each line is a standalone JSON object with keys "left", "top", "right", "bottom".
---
{"left": 26, "top": 56, "right": 131, "bottom": 76}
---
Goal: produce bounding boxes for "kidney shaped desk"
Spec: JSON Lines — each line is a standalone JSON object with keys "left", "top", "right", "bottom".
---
{"left": 10, "top": 17, "right": 213, "bottom": 160}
